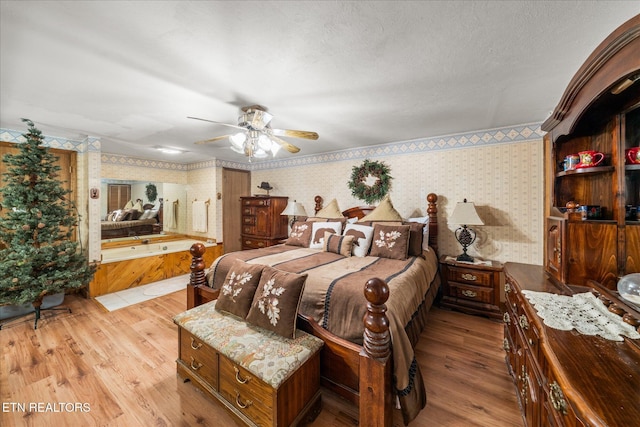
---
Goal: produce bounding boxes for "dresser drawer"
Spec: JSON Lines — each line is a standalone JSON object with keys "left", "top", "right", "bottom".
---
{"left": 219, "top": 356, "right": 274, "bottom": 426}
{"left": 179, "top": 329, "right": 218, "bottom": 389}
{"left": 243, "top": 198, "right": 271, "bottom": 207}
{"left": 449, "top": 281, "right": 494, "bottom": 304}
{"left": 242, "top": 238, "right": 269, "bottom": 249}
{"left": 242, "top": 216, "right": 256, "bottom": 225}
{"left": 448, "top": 266, "right": 494, "bottom": 286}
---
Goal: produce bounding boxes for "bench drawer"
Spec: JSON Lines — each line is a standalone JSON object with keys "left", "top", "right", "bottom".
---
{"left": 179, "top": 329, "right": 218, "bottom": 389}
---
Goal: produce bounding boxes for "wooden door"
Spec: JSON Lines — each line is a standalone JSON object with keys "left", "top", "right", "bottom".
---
{"left": 222, "top": 168, "right": 250, "bottom": 253}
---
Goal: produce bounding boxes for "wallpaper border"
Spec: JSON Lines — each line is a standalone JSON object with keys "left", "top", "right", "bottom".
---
{"left": 2, "top": 121, "right": 543, "bottom": 171}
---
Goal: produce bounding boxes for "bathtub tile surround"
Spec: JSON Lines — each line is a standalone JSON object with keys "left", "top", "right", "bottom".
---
{"left": 95, "top": 274, "right": 189, "bottom": 311}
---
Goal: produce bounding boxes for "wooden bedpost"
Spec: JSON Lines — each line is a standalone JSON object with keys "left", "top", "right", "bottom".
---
{"left": 187, "top": 243, "right": 207, "bottom": 308}
{"left": 426, "top": 193, "right": 438, "bottom": 253}
{"left": 359, "top": 277, "right": 393, "bottom": 427}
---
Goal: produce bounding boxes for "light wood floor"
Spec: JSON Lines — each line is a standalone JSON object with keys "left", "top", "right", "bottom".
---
{"left": 0, "top": 290, "right": 522, "bottom": 427}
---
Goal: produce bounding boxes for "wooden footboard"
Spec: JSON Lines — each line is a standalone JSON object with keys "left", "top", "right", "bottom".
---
{"left": 186, "top": 243, "right": 393, "bottom": 427}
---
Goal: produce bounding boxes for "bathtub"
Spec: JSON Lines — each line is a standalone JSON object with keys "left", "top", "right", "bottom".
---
{"left": 101, "top": 239, "right": 217, "bottom": 263}
{"left": 90, "top": 239, "right": 222, "bottom": 297}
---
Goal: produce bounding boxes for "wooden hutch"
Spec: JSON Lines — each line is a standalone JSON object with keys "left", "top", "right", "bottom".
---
{"left": 543, "top": 15, "right": 640, "bottom": 290}
{"left": 503, "top": 15, "right": 640, "bottom": 427}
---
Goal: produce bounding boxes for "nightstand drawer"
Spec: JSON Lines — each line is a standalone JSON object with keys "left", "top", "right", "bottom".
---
{"left": 448, "top": 267, "right": 493, "bottom": 286}
{"left": 449, "top": 281, "right": 494, "bottom": 304}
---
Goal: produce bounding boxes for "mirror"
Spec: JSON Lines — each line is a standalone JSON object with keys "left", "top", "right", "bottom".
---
{"left": 100, "top": 179, "right": 188, "bottom": 239}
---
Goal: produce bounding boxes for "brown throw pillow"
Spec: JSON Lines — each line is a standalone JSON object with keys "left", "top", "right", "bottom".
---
{"left": 215, "top": 260, "right": 265, "bottom": 318}
{"left": 246, "top": 266, "right": 308, "bottom": 339}
{"left": 285, "top": 221, "right": 312, "bottom": 247}
{"left": 404, "top": 221, "right": 425, "bottom": 256}
{"left": 323, "top": 231, "right": 354, "bottom": 257}
{"left": 370, "top": 224, "right": 410, "bottom": 260}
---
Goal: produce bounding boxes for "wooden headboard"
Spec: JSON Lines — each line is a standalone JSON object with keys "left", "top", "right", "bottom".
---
{"left": 313, "top": 194, "right": 439, "bottom": 253}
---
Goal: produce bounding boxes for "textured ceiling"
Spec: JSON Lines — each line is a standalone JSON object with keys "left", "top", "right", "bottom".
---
{"left": 1, "top": 1, "right": 638, "bottom": 164}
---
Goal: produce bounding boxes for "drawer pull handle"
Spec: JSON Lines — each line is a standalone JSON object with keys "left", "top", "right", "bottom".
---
{"left": 549, "top": 382, "right": 567, "bottom": 415}
{"left": 234, "top": 366, "right": 252, "bottom": 384}
{"left": 519, "top": 315, "right": 529, "bottom": 330}
{"left": 502, "top": 338, "right": 510, "bottom": 352}
{"left": 190, "top": 337, "right": 202, "bottom": 350}
{"left": 190, "top": 357, "right": 202, "bottom": 371}
{"left": 503, "top": 312, "right": 510, "bottom": 324}
{"left": 234, "top": 390, "right": 253, "bottom": 409}
{"left": 257, "top": 242, "right": 265, "bottom": 247}
{"left": 461, "top": 290, "right": 477, "bottom": 298}
{"left": 504, "top": 283, "right": 511, "bottom": 293}
{"left": 461, "top": 273, "right": 477, "bottom": 281}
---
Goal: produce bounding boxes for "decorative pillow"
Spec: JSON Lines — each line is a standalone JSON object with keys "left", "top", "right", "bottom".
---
{"left": 343, "top": 223, "right": 374, "bottom": 257}
{"left": 132, "top": 200, "right": 143, "bottom": 211}
{"left": 139, "top": 209, "right": 152, "bottom": 220}
{"left": 407, "top": 216, "right": 430, "bottom": 251}
{"left": 359, "top": 195, "right": 402, "bottom": 222}
{"left": 309, "top": 221, "right": 343, "bottom": 249}
{"left": 106, "top": 212, "right": 114, "bottom": 221}
{"left": 111, "top": 209, "right": 122, "bottom": 221}
{"left": 404, "top": 221, "right": 425, "bottom": 256}
{"left": 306, "top": 216, "right": 347, "bottom": 233}
{"left": 215, "top": 260, "right": 265, "bottom": 318}
{"left": 246, "top": 266, "right": 308, "bottom": 338}
{"left": 285, "top": 221, "right": 312, "bottom": 247}
{"left": 370, "top": 224, "right": 410, "bottom": 260}
{"left": 148, "top": 209, "right": 159, "bottom": 219}
{"left": 123, "top": 200, "right": 133, "bottom": 210}
{"left": 143, "top": 203, "right": 155, "bottom": 210}
{"left": 315, "top": 198, "right": 343, "bottom": 219}
{"left": 323, "top": 231, "right": 354, "bottom": 257}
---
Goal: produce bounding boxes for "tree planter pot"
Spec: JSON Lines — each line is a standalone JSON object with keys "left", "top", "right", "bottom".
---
{"left": 0, "top": 292, "right": 68, "bottom": 329}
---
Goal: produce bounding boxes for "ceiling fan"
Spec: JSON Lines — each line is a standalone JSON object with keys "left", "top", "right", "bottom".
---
{"left": 188, "top": 105, "right": 319, "bottom": 161}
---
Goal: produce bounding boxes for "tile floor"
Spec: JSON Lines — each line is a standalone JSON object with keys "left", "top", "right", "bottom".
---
{"left": 94, "top": 274, "right": 189, "bottom": 311}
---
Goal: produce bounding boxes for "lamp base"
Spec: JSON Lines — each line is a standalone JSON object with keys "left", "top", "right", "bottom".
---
{"left": 456, "top": 252, "right": 475, "bottom": 263}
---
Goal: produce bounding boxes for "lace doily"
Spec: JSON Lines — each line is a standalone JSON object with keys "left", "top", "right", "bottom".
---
{"left": 521, "top": 290, "right": 640, "bottom": 342}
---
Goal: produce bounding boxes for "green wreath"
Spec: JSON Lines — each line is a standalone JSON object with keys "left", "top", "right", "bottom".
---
{"left": 348, "top": 159, "right": 392, "bottom": 204}
{"left": 145, "top": 183, "right": 158, "bottom": 203}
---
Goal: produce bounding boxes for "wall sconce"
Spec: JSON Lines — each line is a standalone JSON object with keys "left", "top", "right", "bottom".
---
{"left": 450, "top": 199, "right": 484, "bottom": 262}
{"left": 281, "top": 200, "right": 307, "bottom": 227}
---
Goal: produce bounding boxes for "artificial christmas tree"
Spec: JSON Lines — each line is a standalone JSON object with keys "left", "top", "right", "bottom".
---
{"left": 0, "top": 119, "right": 94, "bottom": 328}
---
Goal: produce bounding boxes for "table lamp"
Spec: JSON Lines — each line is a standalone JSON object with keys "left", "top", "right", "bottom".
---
{"left": 280, "top": 200, "right": 307, "bottom": 227}
{"left": 450, "top": 199, "right": 484, "bottom": 262}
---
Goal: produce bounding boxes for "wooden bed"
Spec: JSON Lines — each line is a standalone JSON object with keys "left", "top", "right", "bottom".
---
{"left": 100, "top": 202, "right": 163, "bottom": 239}
{"left": 186, "top": 193, "right": 439, "bottom": 426}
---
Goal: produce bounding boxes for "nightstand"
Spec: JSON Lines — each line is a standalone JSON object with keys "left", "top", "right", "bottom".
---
{"left": 439, "top": 255, "right": 503, "bottom": 319}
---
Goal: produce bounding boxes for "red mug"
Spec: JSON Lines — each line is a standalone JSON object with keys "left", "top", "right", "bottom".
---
{"left": 626, "top": 147, "right": 640, "bottom": 164}
{"left": 577, "top": 150, "right": 604, "bottom": 168}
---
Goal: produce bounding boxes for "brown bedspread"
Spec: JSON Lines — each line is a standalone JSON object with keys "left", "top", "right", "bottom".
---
{"left": 206, "top": 244, "right": 439, "bottom": 420}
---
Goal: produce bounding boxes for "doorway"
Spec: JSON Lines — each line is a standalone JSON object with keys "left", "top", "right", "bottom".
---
{"left": 222, "top": 168, "right": 250, "bottom": 253}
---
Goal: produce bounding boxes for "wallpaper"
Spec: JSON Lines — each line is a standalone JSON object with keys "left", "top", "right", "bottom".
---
{"left": 251, "top": 139, "right": 544, "bottom": 265}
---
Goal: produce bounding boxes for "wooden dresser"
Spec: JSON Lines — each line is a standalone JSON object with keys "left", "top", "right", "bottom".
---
{"left": 503, "top": 263, "right": 640, "bottom": 427}
{"left": 241, "top": 196, "right": 289, "bottom": 250}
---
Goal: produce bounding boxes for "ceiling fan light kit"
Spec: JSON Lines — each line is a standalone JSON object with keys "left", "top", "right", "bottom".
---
{"left": 190, "top": 105, "right": 318, "bottom": 162}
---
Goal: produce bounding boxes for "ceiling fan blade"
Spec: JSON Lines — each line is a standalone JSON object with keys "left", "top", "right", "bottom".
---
{"left": 187, "top": 116, "right": 245, "bottom": 131}
{"left": 271, "top": 135, "right": 300, "bottom": 153}
{"left": 194, "top": 135, "right": 231, "bottom": 145}
{"left": 271, "top": 128, "right": 319, "bottom": 140}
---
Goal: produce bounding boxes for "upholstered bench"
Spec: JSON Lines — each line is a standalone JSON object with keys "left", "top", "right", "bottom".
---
{"left": 174, "top": 300, "right": 324, "bottom": 427}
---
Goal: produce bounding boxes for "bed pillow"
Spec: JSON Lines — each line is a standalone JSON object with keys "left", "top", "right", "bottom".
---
{"left": 343, "top": 223, "right": 374, "bottom": 257}
{"left": 123, "top": 200, "right": 133, "bottom": 210}
{"left": 285, "top": 221, "right": 312, "bottom": 247}
{"left": 309, "top": 221, "right": 343, "bottom": 249}
{"left": 370, "top": 224, "right": 410, "bottom": 260}
{"left": 132, "top": 200, "right": 144, "bottom": 212}
{"left": 404, "top": 221, "right": 426, "bottom": 256}
{"left": 314, "top": 198, "right": 343, "bottom": 219}
{"left": 139, "top": 209, "right": 152, "bottom": 220}
{"left": 407, "top": 216, "right": 430, "bottom": 251}
{"left": 323, "top": 232, "right": 354, "bottom": 257}
{"left": 358, "top": 195, "right": 402, "bottom": 222}
{"left": 246, "top": 266, "right": 308, "bottom": 338}
{"left": 215, "top": 260, "right": 265, "bottom": 318}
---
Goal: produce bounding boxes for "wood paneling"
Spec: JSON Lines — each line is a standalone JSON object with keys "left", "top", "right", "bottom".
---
{"left": 0, "top": 291, "right": 521, "bottom": 427}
